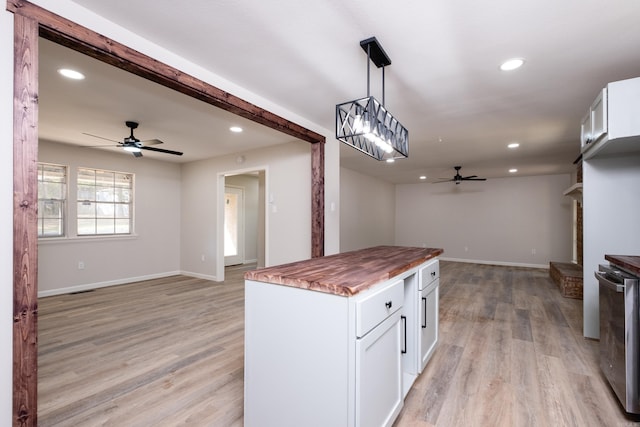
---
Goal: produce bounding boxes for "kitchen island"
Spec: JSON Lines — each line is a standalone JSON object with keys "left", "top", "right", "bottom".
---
{"left": 244, "top": 245, "right": 443, "bottom": 427}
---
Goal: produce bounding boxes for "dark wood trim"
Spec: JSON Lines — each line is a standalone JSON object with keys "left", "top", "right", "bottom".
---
{"left": 311, "top": 141, "right": 325, "bottom": 258}
{"left": 8, "top": 0, "right": 326, "bottom": 424}
{"left": 12, "top": 11, "right": 39, "bottom": 427}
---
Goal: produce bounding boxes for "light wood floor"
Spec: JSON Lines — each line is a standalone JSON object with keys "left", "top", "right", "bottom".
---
{"left": 38, "top": 262, "right": 640, "bottom": 426}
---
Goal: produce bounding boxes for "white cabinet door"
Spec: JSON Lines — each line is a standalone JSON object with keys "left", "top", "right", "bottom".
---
{"left": 591, "top": 88, "right": 608, "bottom": 142}
{"left": 355, "top": 310, "right": 403, "bottom": 427}
{"left": 420, "top": 279, "right": 439, "bottom": 371}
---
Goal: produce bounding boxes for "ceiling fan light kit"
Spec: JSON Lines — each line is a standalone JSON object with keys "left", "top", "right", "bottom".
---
{"left": 336, "top": 37, "right": 408, "bottom": 161}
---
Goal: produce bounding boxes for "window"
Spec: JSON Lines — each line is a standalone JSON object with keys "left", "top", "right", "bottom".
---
{"left": 37, "top": 163, "right": 67, "bottom": 237}
{"left": 77, "top": 168, "right": 133, "bottom": 235}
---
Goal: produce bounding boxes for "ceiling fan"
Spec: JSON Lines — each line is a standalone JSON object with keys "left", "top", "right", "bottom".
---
{"left": 434, "top": 166, "right": 487, "bottom": 185}
{"left": 83, "top": 121, "right": 183, "bottom": 157}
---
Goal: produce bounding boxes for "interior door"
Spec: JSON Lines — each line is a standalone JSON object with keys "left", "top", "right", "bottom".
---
{"left": 224, "top": 186, "right": 244, "bottom": 266}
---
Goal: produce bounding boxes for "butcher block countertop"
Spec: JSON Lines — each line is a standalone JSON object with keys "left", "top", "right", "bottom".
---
{"left": 606, "top": 255, "right": 640, "bottom": 276}
{"left": 244, "top": 245, "right": 443, "bottom": 297}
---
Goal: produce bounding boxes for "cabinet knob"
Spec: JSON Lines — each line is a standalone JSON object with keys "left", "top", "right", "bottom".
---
{"left": 385, "top": 301, "right": 392, "bottom": 309}
{"left": 431, "top": 271, "right": 436, "bottom": 277}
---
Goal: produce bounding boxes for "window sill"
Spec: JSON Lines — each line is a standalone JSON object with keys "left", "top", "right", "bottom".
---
{"left": 38, "top": 234, "right": 139, "bottom": 245}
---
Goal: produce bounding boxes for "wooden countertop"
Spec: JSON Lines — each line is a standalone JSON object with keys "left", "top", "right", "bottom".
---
{"left": 244, "top": 245, "right": 443, "bottom": 297}
{"left": 606, "top": 255, "right": 640, "bottom": 276}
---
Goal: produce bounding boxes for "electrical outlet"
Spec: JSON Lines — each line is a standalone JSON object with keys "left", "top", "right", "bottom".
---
{"left": 531, "top": 248, "right": 536, "bottom": 255}
{"left": 201, "top": 254, "right": 205, "bottom": 262}
{"left": 464, "top": 246, "right": 469, "bottom": 252}
{"left": 78, "top": 261, "right": 85, "bottom": 270}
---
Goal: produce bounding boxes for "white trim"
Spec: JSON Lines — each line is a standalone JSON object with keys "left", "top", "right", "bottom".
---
{"left": 440, "top": 257, "right": 549, "bottom": 269}
{"left": 181, "top": 271, "right": 219, "bottom": 282}
{"left": 224, "top": 185, "right": 245, "bottom": 266}
{"left": 244, "top": 258, "right": 258, "bottom": 264}
{"left": 38, "top": 234, "right": 139, "bottom": 245}
{"left": 217, "top": 166, "right": 269, "bottom": 282}
{"left": 37, "top": 270, "right": 182, "bottom": 298}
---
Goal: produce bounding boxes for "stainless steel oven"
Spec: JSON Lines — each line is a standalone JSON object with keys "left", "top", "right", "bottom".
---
{"left": 596, "top": 263, "right": 640, "bottom": 413}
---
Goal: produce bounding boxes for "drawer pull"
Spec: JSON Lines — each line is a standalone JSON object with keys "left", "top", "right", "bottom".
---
{"left": 431, "top": 271, "right": 436, "bottom": 278}
{"left": 401, "top": 315, "right": 407, "bottom": 354}
{"left": 385, "top": 301, "right": 393, "bottom": 310}
{"left": 422, "top": 297, "right": 427, "bottom": 329}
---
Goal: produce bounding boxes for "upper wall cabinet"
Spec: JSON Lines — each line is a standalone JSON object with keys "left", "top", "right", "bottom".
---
{"left": 581, "top": 76, "right": 640, "bottom": 160}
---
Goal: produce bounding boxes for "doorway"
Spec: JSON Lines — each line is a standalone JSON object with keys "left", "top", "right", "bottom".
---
{"left": 224, "top": 186, "right": 244, "bottom": 266}
{"left": 219, "top": 169, "right": 267, "bottom": 280}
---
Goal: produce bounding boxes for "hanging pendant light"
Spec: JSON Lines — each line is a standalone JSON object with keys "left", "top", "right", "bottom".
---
{"left": 336, "top": 37, "right": 408, "bottom": 161}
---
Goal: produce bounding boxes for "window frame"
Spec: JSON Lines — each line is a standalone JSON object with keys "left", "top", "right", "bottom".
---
{"left": 76, "top": 167, "right": 135, "bottom": 236}
{"left": 37, "top": 162, "right": 67, "bottom": 238}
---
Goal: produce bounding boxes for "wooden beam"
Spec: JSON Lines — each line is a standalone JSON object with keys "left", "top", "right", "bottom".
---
{"left": 311, "top": 141, "right": 325, "bottom": 258}
{"left": 8, "top": 1, "right": 327, "bottom": 423}
{"left": 12, "top": 11, "right": 39, "bottom": 427}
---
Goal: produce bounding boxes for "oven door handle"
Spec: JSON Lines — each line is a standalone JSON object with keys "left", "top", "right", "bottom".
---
{"left": 595, "top": 271, "right": 625, "bottom": 292}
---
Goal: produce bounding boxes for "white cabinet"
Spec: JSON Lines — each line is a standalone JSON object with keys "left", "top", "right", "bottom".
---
{"left": 581, "top": 76, "right": 640, "bottom": 159}
{"left": 355, "top": 310, "right": 403, "bottom": 427}
{"left": 418, "top": 259, "right": 439, "bottom": 370}
{"left": 244, "top": 257, "right": 440, "bottom": 427}
{"left": 420, "top": 279, "right": 439, "bottom": 370}
{"left": 580, "top": 88, "right": 607, "bottom": 150}
{"left": 245, "top": 276, "right": 406, "bottom": 427}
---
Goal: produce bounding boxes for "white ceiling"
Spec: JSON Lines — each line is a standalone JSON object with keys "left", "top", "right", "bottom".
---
{"left": 40, "top": 0, "right": 640, "bottom": 184}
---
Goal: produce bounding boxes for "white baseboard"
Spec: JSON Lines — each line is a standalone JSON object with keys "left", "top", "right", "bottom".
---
{"left": 38, "top": 270, "right": 183, "bottom": 298}
{"left": 440, "top": 257, "right": 549, "bottom": 270}
{"left": 243, "top": 258, "right": 258, "bottom": 264}
{"left": 181, "top": 271, "right": 219, "bottom": 282}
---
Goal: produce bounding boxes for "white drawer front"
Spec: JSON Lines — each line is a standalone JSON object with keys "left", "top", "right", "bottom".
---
{"left": 356, "top": 279, "right": 404, "bottom": 338}
{"left": 419, "top": 259, "right": 439, "bottom": 290}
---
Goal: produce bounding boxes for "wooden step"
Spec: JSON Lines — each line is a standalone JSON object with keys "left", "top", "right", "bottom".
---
{"left": 549, "top": 262, "right": 583, "bottom": 299}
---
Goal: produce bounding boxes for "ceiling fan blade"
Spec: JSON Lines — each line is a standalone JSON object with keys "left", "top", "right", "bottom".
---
{"left": 140, "top": 145, "right": 183, "bottom": 156}
{"left": 462, "top": 178, "right": 487, "bottom": 181}
{"left": 432, "top": 179, "right": 454, "bottom": 184}
{"left": 82, "top": 132, "right": 120, "bottom": 143}
{"left": 463, "top": 175, "right": 478, "bottom": 179}
{"left": 142, "top": 138, "right": 164, "bottom": 146}
{"left": 83, "top": 144, "right": 122, "bottom": 148}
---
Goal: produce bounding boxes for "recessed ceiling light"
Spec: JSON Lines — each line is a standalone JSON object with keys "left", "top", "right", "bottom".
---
{"left": 500, "top": 58, "right": 525, "bottom": 71}
{"left": 229, "top": 126, "right": 243, "bottom": 133}
{"left": 509, "top": 168, "right": 518, "bottom": 173}
{"left": 508, "top": 143, "right": 520, "bottom": 149}
{"left": 419, "top": 175, "right": 427, "bottom": 180}
{"left": 58, "top": 68, "right": 85, "bottom": 80}
{"left": 386, "top": 158, "right": 395, "bottom": 163}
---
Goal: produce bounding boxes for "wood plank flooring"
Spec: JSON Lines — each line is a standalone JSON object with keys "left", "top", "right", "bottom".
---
{"left": 38, "top": 262, "right": 640, "bottom": 426}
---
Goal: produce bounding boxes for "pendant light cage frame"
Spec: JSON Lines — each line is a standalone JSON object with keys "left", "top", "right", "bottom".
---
{"left": 336, "top": 96, "right": 408, "bottom": 161}
{"left": 335, "top": 37, "right": 409, "bottom": 161}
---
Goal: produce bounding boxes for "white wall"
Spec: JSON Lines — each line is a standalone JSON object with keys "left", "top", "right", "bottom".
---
{"left": 0, "top": 8, "right": 13, "bottom": 422}
{"left": 582, "top": 154, "right": 640, "bottom": 338}
{"left": 38, "top": 141, "right": 182, "bottom": 295}
{"left": 340, "top": 167, "right": 395, "bottom": 251}
{"left": 181, "top": 141, "right": 311, "bottom": 280}
{"left": 395, "top": 174, "right": 573, "bottom": 267}
{"left": 225, "top": 174, "right": 260, "bottom": 263}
